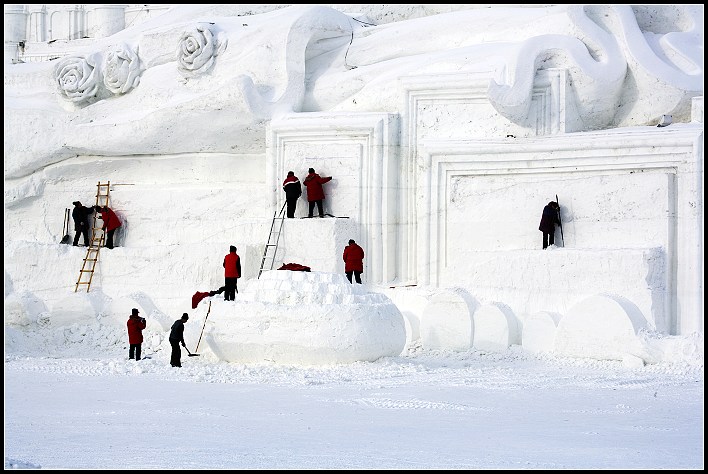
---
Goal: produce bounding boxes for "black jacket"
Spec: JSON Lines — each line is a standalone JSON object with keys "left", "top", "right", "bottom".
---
{"left": 539, "top": 204, "right": 560, "bottom": 234}
{"left": 72, "top": 205, "right": 94, "bottom": 231}
{"left": 169, "top": 319, "right": 185, "bottom": 343}
{"left": 283, "top": 176, "right": 302, "bottom": 201}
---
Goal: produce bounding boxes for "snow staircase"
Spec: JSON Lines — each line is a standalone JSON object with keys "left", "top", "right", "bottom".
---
{"left": 74, "top": 181, "right": 110, "bottom": 292}
{"left": 258, "top": 202, "right": 286, "bottom": 278}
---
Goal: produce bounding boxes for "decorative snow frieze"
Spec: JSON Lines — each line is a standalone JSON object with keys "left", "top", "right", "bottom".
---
{"left": 54, "top": 54, "right": 101, "bottom": 106}
{"left": 103, "top": 43, "right": 143, "bottom": 95}
{"left": 176, "top": 23, "right": 227, "bottom": 78}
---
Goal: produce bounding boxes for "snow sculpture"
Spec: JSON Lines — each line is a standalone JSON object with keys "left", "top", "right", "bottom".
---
{"left": 472, "top": 302, "right": 521, "bottom": 352}
{"left": 521, "top": 311, "right": 562, "bottom": 354}
{"left": 103, "top": 43, "right": 142, "bottom": 94}
{"left": 420, "top": 288, "right": 478, "bottom": 351}
{"left": 176, "top": 23, "right": 226, "bottom": 77}
{"left": 554, "top": 293, "right": 648, "bottom": 361}
{"left": 54, "top": 55, "right": 100, "bottom": 105}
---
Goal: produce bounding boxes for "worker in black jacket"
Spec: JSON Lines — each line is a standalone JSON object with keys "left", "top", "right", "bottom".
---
{"left": 538, "top": 201, "right": 561, "bottom": 249}
{"left": 71, "top": 201, "right": 94, "bottom": 246}
{"left": 168, "top": 313, "right": 189, "bottom": 367}
{"left": 282, "top": 171, "right": 302, "bottom": 218}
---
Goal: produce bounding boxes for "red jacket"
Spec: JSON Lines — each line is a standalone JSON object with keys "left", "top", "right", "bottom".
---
{"left": 303, "top": 173, "right": 332, "bottom": 202}
{"left": 343, "top": 242, "right": 365, "bottom": 272}
{"left": 99, "top": 207, "right": 122, "bottom": 231}
{"left": 223, "top": 251, "right": 241, "bottom": 278}
{"left": 127, "top": 314, "right": 146, "bottom": 344}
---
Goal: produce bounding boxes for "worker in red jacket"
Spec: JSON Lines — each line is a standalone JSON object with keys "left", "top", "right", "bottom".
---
{"left": 223, "top": 245, "right": 242, "bottom": 301}
{"left": 126, "top": 308, "right": 147, "bottom": 360}
{"left": 303, "top": 167, "right": 332, "bottom": 218}
{"left": 342, "top": 239, "right": 365, "bottom": 284}
{"left": 96, "top": 205, "right": 122, "bottom": 249}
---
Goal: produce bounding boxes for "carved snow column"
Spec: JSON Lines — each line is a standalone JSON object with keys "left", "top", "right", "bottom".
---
{"left": 67, "top": 5, "right": 85, "bottom": 40}
{"left": 4, "top": 4, "right": 27, "bottom": 42}
{"left": 28, "top": 5, "right": 46, "bottom": 43}
{"left": 89, "top": 4, "right": 127, "bottom": 38}
{"left": 4, "top": 5, "right": 27, "bottom": 62}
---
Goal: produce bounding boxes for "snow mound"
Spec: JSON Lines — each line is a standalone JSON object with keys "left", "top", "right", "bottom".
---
{"left": 201, "top": 270, "right": 407, "bottom": 365}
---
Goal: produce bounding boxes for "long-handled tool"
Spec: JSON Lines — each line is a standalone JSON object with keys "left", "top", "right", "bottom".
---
{"left": 194, "top": 300, "right": 212, "bottom": 354}
{"left": 555, "top": 194, "right": 564, "bottom": 247}
{"left": 185, "top": 344, "right": 200, "bottom": 357}
{"left": 60, "top": 208, "right": 71, "bottom": 244}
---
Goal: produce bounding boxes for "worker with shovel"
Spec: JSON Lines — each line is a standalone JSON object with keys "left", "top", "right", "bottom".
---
{"left": 169, "top": 313, "right": 189, "bottom": 367}
{"left": 71, "top": 201, "right": 94, "bottom": 247}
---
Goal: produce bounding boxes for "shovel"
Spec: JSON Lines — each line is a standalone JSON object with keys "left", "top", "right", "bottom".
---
{"left": 60, "top": 208, "right": 71, "bottom": 244}
{"left": 185, "top": 345, "right": 200, "bottom": 357}
{"left": 194, "top": 301, "right": 212, "bottom": 353}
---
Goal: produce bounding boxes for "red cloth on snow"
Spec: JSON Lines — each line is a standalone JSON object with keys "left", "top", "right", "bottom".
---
{"left": 192, "top": 291, "right": 210, "bottom": 309}
{"left": 278, "top": 263, "right": 311, "bottom": 272}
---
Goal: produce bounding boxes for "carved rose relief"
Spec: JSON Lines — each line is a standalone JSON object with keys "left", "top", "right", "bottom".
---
{"left": 176, "top": 23, "right": 225, "bottom": 77}
{"left": 54, "top": 55, "right": 100, "bottom": 105}
{"left": 103, "top": 44, "right": 142, "bottom": 94}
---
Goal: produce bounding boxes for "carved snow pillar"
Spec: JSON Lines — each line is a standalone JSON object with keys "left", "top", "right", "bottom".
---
{"left": 88, "top": 4, "right": 127, "bottom": 38}
{"left": 67, "top": 4, "right": 85, "bottom": 40}
{"left": 4, "top": 4, "right": 27, "bottom": 62}
{"left": 4, "top": 4, "right": 27, "bottom": 42}
{"left": 28, "top": 5, "right": 47, "bottom": 43}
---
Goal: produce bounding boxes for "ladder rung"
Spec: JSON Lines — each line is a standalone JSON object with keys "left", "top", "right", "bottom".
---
{"left": 75, "top": 181, "right": 110, "bottom": 291}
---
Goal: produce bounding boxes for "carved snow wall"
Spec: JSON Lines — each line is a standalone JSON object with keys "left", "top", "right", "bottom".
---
{"left": 416, "top": 127, "right": 702, "bottom": 336}
{"left": 267, "top": 112, "right": 400, "bottom": 284}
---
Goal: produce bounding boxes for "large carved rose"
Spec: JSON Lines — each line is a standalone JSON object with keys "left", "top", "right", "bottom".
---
{"left": 176, "top": 23, "right": 225, "bottom": 77}
{"left": 54, "top": 55, "right": 100, "bottom": 105}
{"left": 103, "top": 43, "right": 142, "bottom": 94}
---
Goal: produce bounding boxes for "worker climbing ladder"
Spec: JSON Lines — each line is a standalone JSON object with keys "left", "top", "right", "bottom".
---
{"left": 258, "top": 202, "right": 287, "bottom": 278}
{"left": 75, "top": 181, "right": 111, "bottom": 292}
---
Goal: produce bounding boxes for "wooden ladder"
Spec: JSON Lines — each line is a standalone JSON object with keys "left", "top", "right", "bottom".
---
{"left": 75, "top": 181, "right": 111, "bottom": 292}
{"left": 257, "top": 202, "right": 287, "bottom": 278}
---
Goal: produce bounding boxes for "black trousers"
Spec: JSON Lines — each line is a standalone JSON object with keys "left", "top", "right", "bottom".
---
{"left": 105, "top": 229, "right": 116, "bottom": 249}
{"left": 542, "top": 231, "right": 555, "bottom": 249}
{"left": 129, "top": 343, "right": 142, "bottom": 360}
{"left": 73, "top": 226, "right": 89, "bottom": 246}
{"left": 346, "top": 271, "right": 363, "bottom": 284}
{"left": 224, "top": 277, "right": 238, "bottom": 301}
{"left": 308, "top": 200, "right": 324, "bottom": 217}
{"left": 169, "top": 339, "right": 182, "bottom": 367}
{"left": 286, "top": 199, "right": 298, "bottom": 218}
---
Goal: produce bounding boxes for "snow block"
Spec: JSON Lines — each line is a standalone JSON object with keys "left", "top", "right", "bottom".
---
{"left": 420, "top": 288, "right": 478, "bottom": 351}
{"left": 383, "top": 287, "right": 434, "bottom": 348}
{"left": 49, "top": 293, "right": 99, "bottom": 328}
{"left": 472, "top": 302, "right": 520, "bottom": 352}
{"left": 554, "top": 293, "right": 648, "bottom": 361}
{"left": 4, "top": 290, "right": 49, "bottom": 328}
{"left": 522, "top": 311, "right": 562, "bottom": 354}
